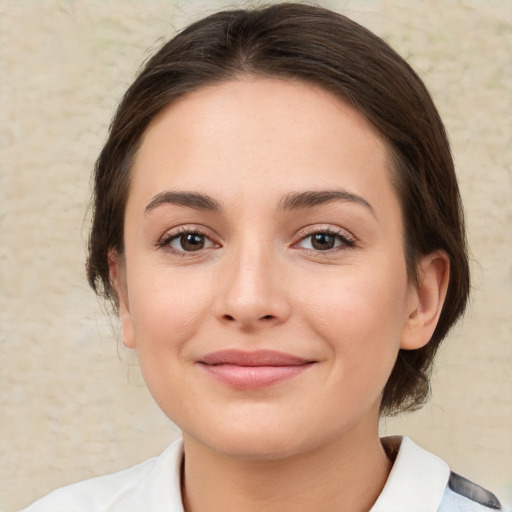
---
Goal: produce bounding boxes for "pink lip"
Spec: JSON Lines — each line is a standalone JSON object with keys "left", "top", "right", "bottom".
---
{"left": 198, "top": 350, "right": 315, "bottom": 390}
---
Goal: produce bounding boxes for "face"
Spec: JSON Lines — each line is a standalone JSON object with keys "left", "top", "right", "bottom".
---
{"left": 117, "top": 78, "right": 423, "bottom": 460}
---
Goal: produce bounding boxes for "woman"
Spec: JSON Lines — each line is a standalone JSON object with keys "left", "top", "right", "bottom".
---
{"left": 24, "top": 3, "right": 503, "bottom": 511}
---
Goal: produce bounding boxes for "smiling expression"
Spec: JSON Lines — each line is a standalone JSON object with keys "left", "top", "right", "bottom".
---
{"left": 115, "top": 78, "right": 422, "bottom": 459}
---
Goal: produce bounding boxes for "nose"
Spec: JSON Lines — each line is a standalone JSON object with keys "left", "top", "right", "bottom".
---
{"left": 214, "top": 243, "right": 291, "bottom": 331}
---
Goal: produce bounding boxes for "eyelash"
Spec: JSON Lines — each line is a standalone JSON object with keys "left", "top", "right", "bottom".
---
{"left": 157, "top": 227, "right": 218, "bottom": 257}
{"left": 294, "top": 227, "right": 356, "bottom": 253}
{"left": 157, "top": 226, "right": 356, "bottom": 256}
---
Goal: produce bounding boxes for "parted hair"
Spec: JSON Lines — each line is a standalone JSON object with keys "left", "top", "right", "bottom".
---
{"left": 87, "top": 2, "right": 470, "bottom": 416}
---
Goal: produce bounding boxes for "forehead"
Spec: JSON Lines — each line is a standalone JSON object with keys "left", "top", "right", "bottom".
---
{"left": 129, "top": 77, "right": 396, "bottom": 212}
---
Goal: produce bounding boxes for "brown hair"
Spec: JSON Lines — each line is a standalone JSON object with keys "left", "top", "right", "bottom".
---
{"left": 86, "top": 2, "right": 470, "bottom": 415}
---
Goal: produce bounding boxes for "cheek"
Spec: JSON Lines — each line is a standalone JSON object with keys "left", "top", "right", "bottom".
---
{"left": 298, "top": 261, "right": 409, "bottom": 362}
{"left": 127, "top": 269, "right": 212, "bottom": 352}
{"left": 125, "top": 270, "right": 215, "bottom": 418}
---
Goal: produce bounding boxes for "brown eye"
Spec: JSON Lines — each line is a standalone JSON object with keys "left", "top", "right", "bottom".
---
{"left": 167, "top": 231, "right": 216, "bottom": 252}
{"left": 297, "top": 230, "right": 355, "bottom": 252}
{"left": 311, "top": 233, "right": 336, "bottom": 250}
{"left": 180, "top": 233, "right": 205, "bottom": 251}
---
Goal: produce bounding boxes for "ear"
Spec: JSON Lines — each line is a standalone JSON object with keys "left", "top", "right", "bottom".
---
{"left": 108, "top": 250, "right": 135, "bottom": 349}
{"left": 401, "top": 251, "right": 450, "bottom": 350}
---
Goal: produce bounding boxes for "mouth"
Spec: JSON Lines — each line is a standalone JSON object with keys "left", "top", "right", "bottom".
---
{"left": 197, "top": 349, "right": 316, "bottom": 390}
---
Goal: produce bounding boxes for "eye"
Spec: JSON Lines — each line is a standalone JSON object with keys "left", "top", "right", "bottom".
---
{"left": 297, "top": 230, "right": 355, "bottom": 251}
{"left": 160, "top": 229, "right": 218, "bottom": 254}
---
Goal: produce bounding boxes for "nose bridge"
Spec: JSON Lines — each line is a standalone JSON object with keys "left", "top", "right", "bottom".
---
{"left": 216, "top": 233, "right": 289, "bottom": 328}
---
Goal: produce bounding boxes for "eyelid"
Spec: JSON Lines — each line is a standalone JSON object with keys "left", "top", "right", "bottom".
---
{"left": 292, "top": 224, "right": 357, "bottom": 250}
{"left": 157, "top": 225, "right": 221, "bottom": 254}
{"left": 155, "top": 223, "right": 356, "bottom": 256}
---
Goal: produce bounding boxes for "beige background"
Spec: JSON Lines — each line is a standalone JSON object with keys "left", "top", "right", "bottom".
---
{"left": 0, "top": 1, "right": 510, "bottom": 510}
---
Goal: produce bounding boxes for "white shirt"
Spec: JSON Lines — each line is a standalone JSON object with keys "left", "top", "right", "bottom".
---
{"left": 23, "top": 436, "right": 503, "bottom": 512}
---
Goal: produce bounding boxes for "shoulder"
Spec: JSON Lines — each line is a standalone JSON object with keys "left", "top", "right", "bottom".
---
{"left": 22, "top": 457, "right": 158, "bottom": 512}
{"left": 438, "top": 472, "right": 504, "bottom": 512}
{"left": 22, "top": 439, "right": 184, "bottom": 512}
{"left": 373, "top": 436, "right": 504, "bottom": 512}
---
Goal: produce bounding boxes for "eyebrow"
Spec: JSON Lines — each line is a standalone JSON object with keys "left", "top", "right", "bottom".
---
{"left": 144, "top": 188, "right": 374, "bottom": 216}
{"left": 145, "top": 191, "right": 222, "bottom": 213}
{"left": 278, "top": 190, "right": 374, "bottom": 215}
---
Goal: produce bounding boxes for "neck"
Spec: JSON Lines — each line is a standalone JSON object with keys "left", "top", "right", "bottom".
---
{"left": 181, "top": 423, "right": 392, "bottom": 512}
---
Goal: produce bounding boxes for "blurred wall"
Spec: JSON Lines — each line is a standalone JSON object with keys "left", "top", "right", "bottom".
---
{"left": 0, "top": 1, "right": 510, "bottom": 510}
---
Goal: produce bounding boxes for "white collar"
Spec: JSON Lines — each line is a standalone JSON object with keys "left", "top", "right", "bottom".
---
{"left": 370, "top": 436, "right": 450, "bottom": 512}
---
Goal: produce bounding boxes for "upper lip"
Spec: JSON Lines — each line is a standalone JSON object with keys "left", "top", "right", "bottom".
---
{"left": 199, "top": 350, "right": 313, "bottom": 366}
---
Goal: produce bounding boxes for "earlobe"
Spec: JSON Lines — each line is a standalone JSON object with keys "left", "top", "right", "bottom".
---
{"left": 108, "top": 250, "right": 136, "bottom": 349}
{"left": 401, "top": 251, "right": 450, "bottom": 350}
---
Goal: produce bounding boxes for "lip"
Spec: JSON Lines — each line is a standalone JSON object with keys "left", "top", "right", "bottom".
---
{"left": 197, "top": 350, "right": 316, "bottom": 390}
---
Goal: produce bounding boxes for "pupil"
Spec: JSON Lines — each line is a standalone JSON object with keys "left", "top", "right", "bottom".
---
{"left": 181, "top": 233, "right": 204, "bottom": 251}
{"left": 312, "top": 233, "right": 334, "bottom": 250}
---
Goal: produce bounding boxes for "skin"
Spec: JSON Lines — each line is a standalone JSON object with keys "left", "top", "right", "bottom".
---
{"left": 112, "top": 78, "right": 449, "bottom": 512}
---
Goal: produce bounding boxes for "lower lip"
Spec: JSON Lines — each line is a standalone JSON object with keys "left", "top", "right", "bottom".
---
{"left": 199, "top": 363, "right": 313, "bottom": 390}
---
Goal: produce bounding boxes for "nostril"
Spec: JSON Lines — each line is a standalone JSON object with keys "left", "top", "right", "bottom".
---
{"left": 224, "top": 314, "right": 235, "bottom": 321}
{"left": 261, "top": 315, "right": 274, "bottom": 320}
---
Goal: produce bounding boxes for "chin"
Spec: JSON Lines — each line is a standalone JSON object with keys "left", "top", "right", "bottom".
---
{"left": 184, "top": 417, "right": 326, "bottom": 462}
{"left": 215, "top": 436, "right": 307, "bottom": 461}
